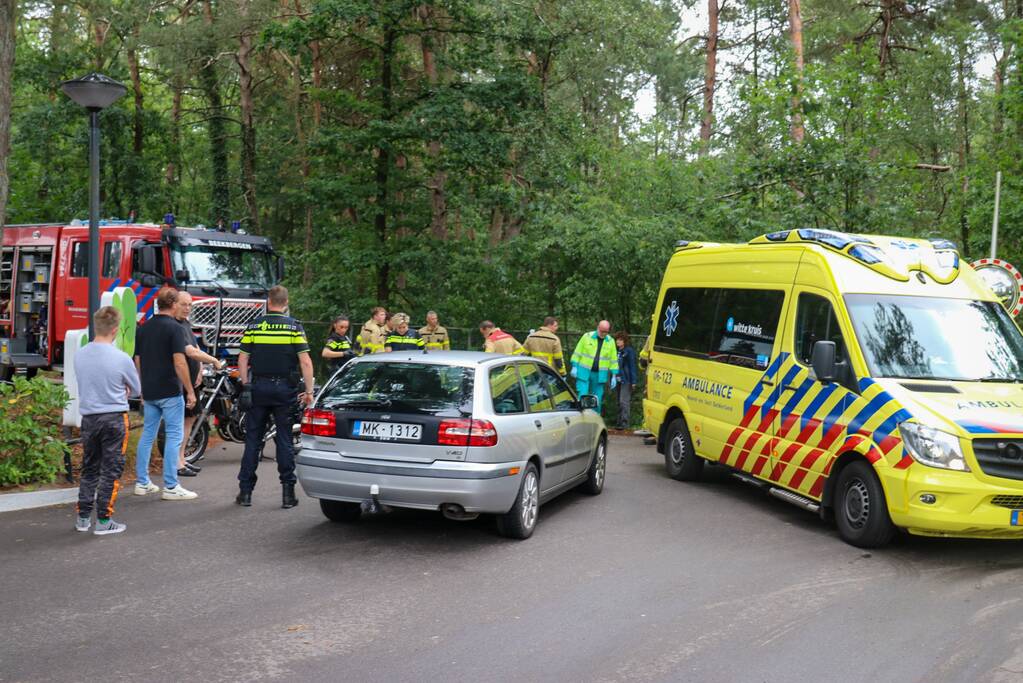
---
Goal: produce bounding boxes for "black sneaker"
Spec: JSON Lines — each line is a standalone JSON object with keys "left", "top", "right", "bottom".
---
{"left": 184, "top": 462, "right": 202, "bottom": 473}
{"left": 177, "top": 467, "right": 198, "bottom": 477}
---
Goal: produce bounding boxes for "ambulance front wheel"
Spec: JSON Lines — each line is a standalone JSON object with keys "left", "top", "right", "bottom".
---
{"left": 834, "top": 460, "right": 896, "bottom": 548}
{"left": 664, "top": 416, "right": 702, "bottom": 481}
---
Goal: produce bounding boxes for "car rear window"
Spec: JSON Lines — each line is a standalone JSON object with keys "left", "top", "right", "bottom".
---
{"left": 319, "top": 362, "right": 474, "bottom": 416}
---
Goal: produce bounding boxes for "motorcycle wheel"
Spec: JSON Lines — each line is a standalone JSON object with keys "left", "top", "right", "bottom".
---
{"left": 184, "top": 421, "right": 211, "bottom": 464}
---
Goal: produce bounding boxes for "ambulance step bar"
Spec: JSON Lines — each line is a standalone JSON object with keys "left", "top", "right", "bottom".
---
{"left": 732, "top": 472, "right": 821, "bottom": 513}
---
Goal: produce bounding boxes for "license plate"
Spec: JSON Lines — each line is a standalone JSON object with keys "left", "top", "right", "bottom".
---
{"left": 1013, "top": 510, "right": 1023, "bottom": 526}
{"left": 352, "top": 420, "right": 421, "bottom": 442}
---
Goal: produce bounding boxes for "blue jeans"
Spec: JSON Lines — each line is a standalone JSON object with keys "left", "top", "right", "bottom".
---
{"left": 136, "top": 395, "right": 185, "bottom": 489}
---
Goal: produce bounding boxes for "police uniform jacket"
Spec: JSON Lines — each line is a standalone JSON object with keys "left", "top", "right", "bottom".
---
{"left": 523, "top": 327, "right": 565, "bottom": 375}
{"left": 239, "top": 312, "right": 310, "bottom": 382}
{"left": 386, "top": 329, "right": 426, "bottom": 351}
{"left": 324, "top": 331, "right": 356, "bottom": 372}
{"left": 418, "top": 325, "right": 451, "bottom": 351}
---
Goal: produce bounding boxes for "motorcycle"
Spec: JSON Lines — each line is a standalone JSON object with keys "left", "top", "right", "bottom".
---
{"left": 183, "top": 365, "right": 306, "bottom": 464}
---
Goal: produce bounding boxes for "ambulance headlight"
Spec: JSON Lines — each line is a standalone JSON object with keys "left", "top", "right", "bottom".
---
{"left": 900, "top": 422, "right": 970, "bottom": 472}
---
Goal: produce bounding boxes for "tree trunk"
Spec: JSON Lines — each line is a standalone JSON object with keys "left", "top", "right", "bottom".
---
{"left": 201, "top": 0, "right": 230, "bottom": 226}
{"left": 698, "top": 0, "right": 718, "bottom": 156}
{"left": 0, "top": 0, "right": 14, "bottom": 233}
{"left": 419, "top": 4, "right": 448, "bottom": 240}
{"left": 126, "top": 38, "right": 144, "bottom": 218}
{"left": 788, "top": 0, "right": 805, "bottom": 143}
{"left": 375, "top": 26, "right": 396, "bottom": 304}
{"left": 167, "top": 76, "right": 183, "bottom": 190}
{"left": 956, "top": 46, "right": 971, "bottom": 254}
{"left": 237, "top": 0, "right": 258, "bottom": 231}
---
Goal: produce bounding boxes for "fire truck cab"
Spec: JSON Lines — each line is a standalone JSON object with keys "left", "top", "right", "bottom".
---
{"left": 0, "top": 221, "right": 283, "bottom": 380}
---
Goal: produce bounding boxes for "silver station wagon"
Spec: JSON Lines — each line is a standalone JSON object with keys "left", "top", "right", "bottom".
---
{"left": 297, "top": 351, "right": 608, "bottom": 538}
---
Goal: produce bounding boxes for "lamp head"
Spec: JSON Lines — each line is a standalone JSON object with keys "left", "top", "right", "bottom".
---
{"left": 61, "top": 73, "right": 127, "bottom": 110}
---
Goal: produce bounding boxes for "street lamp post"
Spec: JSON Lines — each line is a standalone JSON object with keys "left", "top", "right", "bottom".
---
{"left": 61, "top": 73, "right": 126, "bottom": 337}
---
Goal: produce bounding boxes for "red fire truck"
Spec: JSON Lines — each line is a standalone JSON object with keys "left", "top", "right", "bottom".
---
{"left": 0, "top": 220, "right": 283, "bottom": 380}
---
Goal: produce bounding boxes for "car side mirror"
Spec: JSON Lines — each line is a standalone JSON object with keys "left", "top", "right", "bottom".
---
{"left": 139, "top": 245, "right": 156, "bottom": 274}
{"left": 811, "top": 341, "right": 837, "bottom": 383}
{"left": 276, "top": 254, "right": 285, "bottom": 282}
{"left": 579, "top": 394, "right": 599, "bottom": 411}
{"left": 175, "top": 269, "right": 190, "bottom": 284}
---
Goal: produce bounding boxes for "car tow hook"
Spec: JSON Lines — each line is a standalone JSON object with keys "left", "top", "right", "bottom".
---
{"left": 361, "top": 484, "right": 390, "bottom": 515}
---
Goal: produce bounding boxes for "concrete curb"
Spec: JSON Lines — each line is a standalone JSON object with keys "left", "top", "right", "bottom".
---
{"left": 0, "top": 487, "right": 79, "bottom": 513}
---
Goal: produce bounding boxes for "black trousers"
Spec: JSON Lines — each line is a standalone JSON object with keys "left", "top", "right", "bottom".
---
{"left": 77, "top": 412, "right": 128, "bottom": 519}
{"left": 238, "top": 379, "right": 297, "bottom": 492}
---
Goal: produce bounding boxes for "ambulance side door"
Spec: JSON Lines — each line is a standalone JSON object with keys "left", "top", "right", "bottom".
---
{"left": 706, "top": 287, "right": 788, "bottom": 476}
{"left": 770, "top": 288, "right": 857, "bottom": 497}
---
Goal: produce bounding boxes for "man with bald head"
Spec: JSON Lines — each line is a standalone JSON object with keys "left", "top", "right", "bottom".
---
{"left": 570, "top": 320, "right": 619, "bottom": 410}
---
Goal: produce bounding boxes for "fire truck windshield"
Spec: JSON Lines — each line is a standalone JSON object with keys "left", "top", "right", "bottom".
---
{"left": 170, "top": 243, "right": 274, "bottom": 290}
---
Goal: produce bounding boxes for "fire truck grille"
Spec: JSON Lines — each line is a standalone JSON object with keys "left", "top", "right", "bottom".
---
{"left": 189, "top": 298, "right": 266, "bottom": 348}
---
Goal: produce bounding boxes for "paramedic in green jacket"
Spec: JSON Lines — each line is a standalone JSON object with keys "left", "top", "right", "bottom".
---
{"left": 570, "top": 320, "right": 619, "bottom": 409}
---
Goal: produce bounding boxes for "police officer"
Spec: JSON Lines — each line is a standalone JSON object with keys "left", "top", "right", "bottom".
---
{"left": 322, "top": 314, "right": 357, "bottom": 375}
{"left": 385, "top": 313, "right": 426, "bottom": 351}
{"left": 523, "top": 316, "right": 566, "bottom": 375}
{"left": 235, "top": 286, "right": 315, "bottom": 509}
{"left": 419, "top": 310, "right": 451, "bottom": 351}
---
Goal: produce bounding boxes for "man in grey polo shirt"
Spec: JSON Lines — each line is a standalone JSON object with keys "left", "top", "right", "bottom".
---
{"left": 74, "top": 306, "right": 142, "bottom": 535}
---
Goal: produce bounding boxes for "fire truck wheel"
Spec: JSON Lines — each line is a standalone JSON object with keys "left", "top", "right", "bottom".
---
{"left": 664, "top": 416, "right": 702, "bottom": 481}
{"left": 0, "top": 364, "right": 12, "bottom": 383}
{"left": 834, "top": 460, "right": 896, "bottom": 548}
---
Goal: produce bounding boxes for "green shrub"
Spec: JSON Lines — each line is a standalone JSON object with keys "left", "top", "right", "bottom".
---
{"left": 0, "top": 377, "right": 70, "bottom": 487}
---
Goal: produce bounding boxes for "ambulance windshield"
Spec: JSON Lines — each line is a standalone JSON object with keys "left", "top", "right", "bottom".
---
{"left": 845, "top": 294, "right": 1023, "bottom": 382}
{"left": 170, "top": 243, "right": 274, "bottom": 290}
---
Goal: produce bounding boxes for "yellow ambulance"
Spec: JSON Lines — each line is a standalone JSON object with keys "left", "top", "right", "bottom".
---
{"left": 643, "top": 228, "right": 1023, "bottom": 547}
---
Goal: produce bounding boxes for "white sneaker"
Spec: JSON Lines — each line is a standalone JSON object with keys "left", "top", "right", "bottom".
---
{"left": 161, "top": 485, "right": 198, "bottom": 500}
{"left": 134, "top": 481, "right": 160, "bottom": 495}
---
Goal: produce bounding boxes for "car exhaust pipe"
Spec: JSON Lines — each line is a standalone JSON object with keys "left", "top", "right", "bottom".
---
{"left": 440, "top": 503, "right": 479, "bottom": 521}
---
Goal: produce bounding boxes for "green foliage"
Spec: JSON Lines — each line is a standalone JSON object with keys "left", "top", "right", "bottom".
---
{"left": 0, "top": 377, "right": 71, "bottom": 487}
{"left": 5, "top": 0, "right": 1023, "bottom": 335}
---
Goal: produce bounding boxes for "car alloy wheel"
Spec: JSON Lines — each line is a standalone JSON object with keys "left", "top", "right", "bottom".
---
{"left": 521, "top": 470, "right": 539, "bottom": 530}
{"left": 594, "top": 441, "right": 606, "bottom": 489}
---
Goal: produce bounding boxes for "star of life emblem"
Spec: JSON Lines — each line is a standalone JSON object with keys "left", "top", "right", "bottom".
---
{"left": 663, "top": 300, "right": 680, "bottom": 336}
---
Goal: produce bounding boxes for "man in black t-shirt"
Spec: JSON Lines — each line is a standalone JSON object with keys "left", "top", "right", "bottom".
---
{"left": 133, "top": 287, "right": 198, "bottom": 500}
{"left": 172, "top": 291, "right": 224, "bottom": 477}
{"left": 235, "top": 285, "right": 315, "bottom": 509}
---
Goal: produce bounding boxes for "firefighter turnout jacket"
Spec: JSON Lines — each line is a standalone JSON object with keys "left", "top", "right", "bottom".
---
{"left": 359, "top": 320, "right": 388, "bottom": 355}
{"left": 419, "top": 325, "right": 451, "bottom": 351}
{"left": 484, "top": 329, "right": 525, "bottom": 355}
{"left": 523, "top": 327, "right": 565, "bottom": 375}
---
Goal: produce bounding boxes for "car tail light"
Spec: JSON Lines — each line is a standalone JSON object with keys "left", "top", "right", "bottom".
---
{"left": 301, "top": 409, "right": 336, "bottom": 437}
{"left": 438, "top": 418, "right": 498, "bottom": 447}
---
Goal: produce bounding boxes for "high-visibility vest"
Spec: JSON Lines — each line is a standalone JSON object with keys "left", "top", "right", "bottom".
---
{"left": 571, "top": 332, "right": 619, "bottom": 375}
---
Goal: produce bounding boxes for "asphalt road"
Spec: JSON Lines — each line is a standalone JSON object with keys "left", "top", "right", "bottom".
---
{"left": 4, "top": 435, "right": 1023, "bottom": 682}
